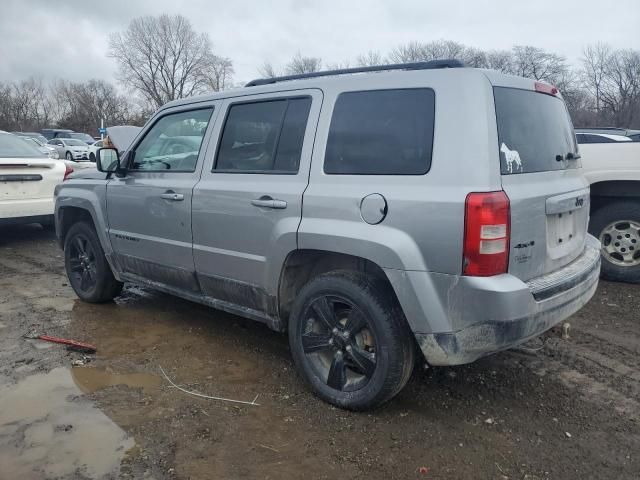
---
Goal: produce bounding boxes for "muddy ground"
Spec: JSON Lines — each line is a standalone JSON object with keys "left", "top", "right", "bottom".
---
{"left": 0, "top": 224, "right": 638, "bottom": 480}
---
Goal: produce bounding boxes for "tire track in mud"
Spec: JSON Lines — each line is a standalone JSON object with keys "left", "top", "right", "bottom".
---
{"left": 526, "top": 333, "right": 640, "bottom": 420}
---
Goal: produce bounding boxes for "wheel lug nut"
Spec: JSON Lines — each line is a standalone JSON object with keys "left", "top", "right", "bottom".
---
{"left": 332, "top": 328, "right": 339, "bottom": 334}
{"left": 328, "top": 338, "right": 334, "bottom": 345}
{"left": 346, "top": 345, "right": 352, "bottom": 352}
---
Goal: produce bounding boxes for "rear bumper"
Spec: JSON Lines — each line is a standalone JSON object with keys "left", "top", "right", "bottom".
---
{"left": 395, "top": 236, "right": 601, "bottom": 366}
{"left": 0, "top": 198, "right": 54, "bottom": 221}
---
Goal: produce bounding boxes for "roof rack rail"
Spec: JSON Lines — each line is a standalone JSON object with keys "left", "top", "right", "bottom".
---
{"left": 245, "top": 59, "right": 465, "bottom": 87}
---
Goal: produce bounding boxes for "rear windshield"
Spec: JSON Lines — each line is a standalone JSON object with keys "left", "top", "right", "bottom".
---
{"left": 0, "top": 134, "right": 44, "bottom": 158}
{"left": 494, "top": 87, "right": 578, "bottom": 175}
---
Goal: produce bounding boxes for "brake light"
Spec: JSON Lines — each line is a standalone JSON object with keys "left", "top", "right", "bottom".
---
{"left": 463, "top": 191, "right": 510, "bottom": 276}
{"left": 63, "top": 164, "right": 74, "bottom": 181}
{"left": 534, "top": 81, "right": 558, "bottom": 96}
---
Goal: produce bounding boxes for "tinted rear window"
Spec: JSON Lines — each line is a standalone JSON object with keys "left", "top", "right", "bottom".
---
{"left": 324, "top": 89, "right": 435, "bottom": 175}
{"left": 494, "top": 87, "right": 578, "bottom": 175}
{"left": 0, "top": 134, "right": 44, "bottom": 158}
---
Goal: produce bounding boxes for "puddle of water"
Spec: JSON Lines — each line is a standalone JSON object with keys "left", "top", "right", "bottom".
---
{"left": 0, "top": 367, "right": 134, "bottom": 480}
{"left": 71, "top": 367, "right": 161, "bottom": 394}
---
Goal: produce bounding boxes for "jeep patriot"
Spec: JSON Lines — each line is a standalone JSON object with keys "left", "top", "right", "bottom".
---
{"left": 55, "top": 60, "right": 600, "bottom": 409}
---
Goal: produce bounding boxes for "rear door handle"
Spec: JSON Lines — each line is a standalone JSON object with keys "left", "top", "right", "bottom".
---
{"left": 160, "top": 192, "right": 184, "bottom": 201}
{"left": 251, "top": 197, "right": 287, "bottom": 209}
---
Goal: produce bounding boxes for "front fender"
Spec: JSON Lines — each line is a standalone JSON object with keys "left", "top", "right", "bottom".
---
{"left": 55, "top": 180, "right": 110, "bottom": 255}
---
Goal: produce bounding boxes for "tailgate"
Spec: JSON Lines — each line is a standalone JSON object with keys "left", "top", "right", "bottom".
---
{"left": 494, "top": 85, "right": 589, "bottom": 282}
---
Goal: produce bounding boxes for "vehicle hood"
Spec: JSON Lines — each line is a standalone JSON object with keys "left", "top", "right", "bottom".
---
{"left": 106, "top": 125, "right": 142, "bottom": 152}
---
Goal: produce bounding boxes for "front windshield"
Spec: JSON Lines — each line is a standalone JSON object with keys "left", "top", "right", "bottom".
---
{"left": 64, "top": 139, "right": 88, "bottom": 146}
{"left": 0, "top": 134, "right": 45, "bottom": 158}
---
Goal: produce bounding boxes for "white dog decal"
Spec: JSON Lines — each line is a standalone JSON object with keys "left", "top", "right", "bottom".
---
{"left": 500, "top": 143, "right": 523, "bottom": 173}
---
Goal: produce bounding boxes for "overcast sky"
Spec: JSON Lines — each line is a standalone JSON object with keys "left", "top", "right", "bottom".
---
{"left": 1, "top": 0, "right": 639, "bottom": 87}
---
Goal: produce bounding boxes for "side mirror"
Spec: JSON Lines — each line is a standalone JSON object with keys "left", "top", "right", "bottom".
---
{"left": 96, "top": 147, "right": 121, "bottom": 173}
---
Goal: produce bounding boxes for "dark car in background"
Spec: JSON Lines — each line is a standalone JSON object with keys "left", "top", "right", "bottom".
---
{"left": 41, "top": 128, "right": 75, "bottom": 140}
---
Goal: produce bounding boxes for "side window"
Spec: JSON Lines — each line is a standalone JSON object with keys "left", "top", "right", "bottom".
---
{"left": 324, "top": 89, "right": 435, "bottom": 175}
{"left": 131, "top": 108, "right": 214, "bottom": 172}
{"left": 215, "top": 97, "right": 312, "bottom": 173}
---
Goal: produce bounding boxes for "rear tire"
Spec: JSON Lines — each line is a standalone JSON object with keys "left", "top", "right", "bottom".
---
{"left": 589, "top": 200, "right": 640, "bottom": 283}
{"left": 64, "top": 221, "right": 123, "bottom": 302}
{"left": 288, "top": 271, "right": 415, "bottom": 410}
{"left": 89, "top": 153, "right": 96, "bottom": 162}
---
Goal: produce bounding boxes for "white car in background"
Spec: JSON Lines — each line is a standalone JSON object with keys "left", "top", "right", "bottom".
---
{"left": 88, "top": 139, "right": 104, "bottom": 162}
{"left": 0, "top": 131, "right": 69, "bottom": 227}
{"left": 576, "top": 132, "right": 633, "bottom": 144}
{"left": 47, "top": 138, "right": 91, "bottom": 162}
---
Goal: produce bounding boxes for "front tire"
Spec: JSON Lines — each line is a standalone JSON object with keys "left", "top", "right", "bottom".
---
{"left": 89, "top": 153, "right": 96, "bottom": 162}
{"left": 589, "top": 200, "right": 640, "bottom": 283}
{"left": 288, "top": 271, "right": 415, "bottom": 410}
{"left": 64, "top": 222, "right": 123, "bottom": 302}
{"left": 66, "top": 151, "right": 73, "bottom": 161}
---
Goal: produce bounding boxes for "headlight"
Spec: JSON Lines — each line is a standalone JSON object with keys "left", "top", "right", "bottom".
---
{"left": 48, "top": 150, "right": 60, "bottom": 159}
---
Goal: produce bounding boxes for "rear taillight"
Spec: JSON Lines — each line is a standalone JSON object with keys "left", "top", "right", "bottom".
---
{"left": 463, "top": 191, "right": 510, "bottom": 276}
{"left": 63, "top": 164, "right": 74, "bottom": 181}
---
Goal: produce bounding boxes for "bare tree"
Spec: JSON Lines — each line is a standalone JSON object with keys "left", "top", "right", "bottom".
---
{"left": 55, "top": 79, "right": 134, "bottom": 133}
{"left": 356, "top": 51, "right": 384, "bottom": 67}
{"left": 286, "top": 53, "right": 322, "bottom": 75}
{"left": 582, "top": 43, "right": 612, "bottom": 114}
{"left": 599, "top": 49, "right": 640, "bottom": 127}
{"left": 109, "top": 14, "right": 231, "bottom": 108}
{"left": 387, "top": 41, "right": 426, "bottom": 63}
{"left": 258, "top": 62, "right": 280, "bottom": 78}
{"left": 511, "top": 46, "right": 568, "bottom": 83}
{"left": 485, "top": 50, "right": 515, "bottom": 74}
{"left": 205, "top": 56, "right": 235, "bottom": 91}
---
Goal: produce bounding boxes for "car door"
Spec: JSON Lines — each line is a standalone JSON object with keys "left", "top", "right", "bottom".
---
{"left": 192, "top": 90, "right": 322, "bottom": 314}
{"left": 106, "top": 104, "right": 217, "bottom": 292}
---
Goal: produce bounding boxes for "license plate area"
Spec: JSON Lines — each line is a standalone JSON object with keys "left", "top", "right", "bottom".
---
{"left": 546, "top": 210, "right": 583, "bottom": 260}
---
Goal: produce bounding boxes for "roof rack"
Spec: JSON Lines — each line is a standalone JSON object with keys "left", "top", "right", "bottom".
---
{"left": 245, "top": 59, "right": 465, "bottom": 87}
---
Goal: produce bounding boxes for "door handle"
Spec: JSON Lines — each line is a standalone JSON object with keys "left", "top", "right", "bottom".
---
{"left": 160, "top": 192, "right": 184, "bottom": 201}
{"left": 251, "top": 197, "right": 287, "bottom": 209}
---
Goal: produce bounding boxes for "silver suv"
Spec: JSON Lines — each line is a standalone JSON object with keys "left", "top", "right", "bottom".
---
{"left": 55, "top": 61, "right": 600, "bottom": 410}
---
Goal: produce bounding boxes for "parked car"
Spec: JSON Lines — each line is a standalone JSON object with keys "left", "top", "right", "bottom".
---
{"left": 41, "top": 128, "right": 75, "bottom": 140}
{"left": 12, "top": 131, "right": 49, "bottom": 144}
{"left": 576, "top": 127, "right": 640, "bottom": 141}
{"left": 87, "top": 140, "right": 103, "bottom": 162}
{"left": 55, "top": 61, "right": 600, "bottom": 410}
{"left": 576, "top": 132, "right": 632, "bottom": 144}
{"left": 16, "top": 135, "right": 59, "bottom": 158}
{"left": 1, "top": 131, "right": 69, "bottom": 227}
{"left": 47, "top": 138, "right": 91, "bottom": 162}
{"left": 58, "top": 132, "right": 96, "bottom": 145}
{"left": 579, "top": 141, "right": 640, "bottom": 283}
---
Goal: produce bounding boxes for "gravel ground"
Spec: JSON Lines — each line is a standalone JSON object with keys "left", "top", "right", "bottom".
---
{"left": 0, "top": 224, "right": 638, "bottom": 480}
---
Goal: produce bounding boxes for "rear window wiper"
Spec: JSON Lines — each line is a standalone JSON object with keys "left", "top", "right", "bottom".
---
{"left": 555, "top": 152, "right": 581, "bottom": 162}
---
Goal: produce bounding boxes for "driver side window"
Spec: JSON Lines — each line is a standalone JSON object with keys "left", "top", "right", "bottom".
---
{"left": 131, "top": 108, "right": 214, "bottom": 172}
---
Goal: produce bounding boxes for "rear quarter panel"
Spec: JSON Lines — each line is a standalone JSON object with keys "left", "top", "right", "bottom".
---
{"left": 299, "top": 69, "right": 501, "bottom": 274}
